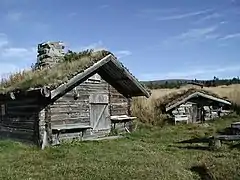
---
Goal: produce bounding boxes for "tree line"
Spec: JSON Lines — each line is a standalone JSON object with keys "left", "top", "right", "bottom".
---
{"left": 145, "top": 76, "right": 240, "bottom": 89}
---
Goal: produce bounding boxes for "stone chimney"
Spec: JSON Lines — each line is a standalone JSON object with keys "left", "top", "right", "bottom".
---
{"left": 34, "top": 41, "right": 65, "bottom": 70}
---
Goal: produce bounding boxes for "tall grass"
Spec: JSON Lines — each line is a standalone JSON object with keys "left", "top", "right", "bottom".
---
{"left": 131, "top": 96, "right": 168, "bottom": 126}
{"left": 132, "top": 84, "right": 240, "bottom": 125}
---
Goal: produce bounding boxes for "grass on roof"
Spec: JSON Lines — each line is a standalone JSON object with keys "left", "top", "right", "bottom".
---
{"left": 0, "top": 49, "right": 112, "bottom": 94}
{"left": 159, "top": 88, "right": 230, "bottom": 108}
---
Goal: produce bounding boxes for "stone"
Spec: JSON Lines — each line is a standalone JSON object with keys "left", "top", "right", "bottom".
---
{"left": 34, "top": 41, "right": 65, "bottom": 70}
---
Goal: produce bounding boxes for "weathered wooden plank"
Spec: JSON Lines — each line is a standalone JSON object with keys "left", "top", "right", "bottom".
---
{"left": 51, "top": 117, "right": 90, "bottom": 126}
{"left": 75, "top": 83, "right": 108, "bottom": 88}
{"left": 52, "top": 124, "right": 92, "bottom": 131}
{"left": 111, "top": 111, "right": 128, "bottom": 116}
{"left": 0, "top": 131, "right": 34, "bottom": 142}
{"left": 89, "top": 94, "right": 108, "bottom": 104}
{"left": 53, "top": 102, "right": 89, "bottom": 107}
{"left": 51, "top": 103, "right": 89, "bottom": 108}
{"left": 111, "top": 103, "right": 128, "bottom": 107}
{"left": 5, "top": 110, "right": 39, "bottom": 116}
{"left": 110, "top": 99, "right": 128, "bottom": 103}
{"left": 5, "top": 99, "right": 40, "bottom": 106}
{"left": 0, "top": 126, "right": 34, "bottom": 137}
{"left": 1, "top": 121, "right": 35, "bottom": 130}
{"left": 54, "top": 99, "right": 89, "bottom": 104}
{"left": 215, "top": 135, "right": 240, "bottom": 141}
{"left": 111, "top": 109, "right": 128, "bottom": 114}
{"left": 6, "top": 104, "right": 41, "bottom": 110}
{"left": 1, "top": 116, "right": 36, "bottom": 122}
{"left": 51, "top": 108, "right": 89, "bottom": 114}
{"left": 51, "top": 113, "right": 89, "bottom": 121}
{"left": 58, "top": 94, "right": 89, "bottom": 100}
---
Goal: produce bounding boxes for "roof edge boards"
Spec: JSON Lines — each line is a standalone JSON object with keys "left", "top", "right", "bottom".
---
{"left": 166, "top": 91, "right": 231, "bottom": 112}
{"left": 50, "top": 54, "right": 112, "bottom": 100}
{"left": 110, "top": 56, "right": 151, "bottom": 98}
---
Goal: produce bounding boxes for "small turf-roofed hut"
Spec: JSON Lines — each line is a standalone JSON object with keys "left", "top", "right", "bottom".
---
{"left": 0, "top": 41, "right": 150, "bottom": 148}
{"left": 164, "top": 88, "right": 232, "bottom": 124}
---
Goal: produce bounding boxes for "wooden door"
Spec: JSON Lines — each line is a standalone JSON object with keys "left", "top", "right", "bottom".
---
{"left": 191, "top": 104, "right": 198, "bottom": 123}
{"left": 90, "top": 94, "right": 110, "bottom": 131}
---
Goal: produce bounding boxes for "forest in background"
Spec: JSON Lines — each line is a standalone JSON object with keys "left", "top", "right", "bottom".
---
{"left": 142, "top": 76, "right": 240, "bottom": 89}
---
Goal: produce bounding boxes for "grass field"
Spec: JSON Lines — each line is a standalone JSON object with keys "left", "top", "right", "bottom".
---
{"left": 150, "top": 84, "right": 240, "bottom": 101}
{"left": 1, "top": 115, "right": 240, "bottom": 180}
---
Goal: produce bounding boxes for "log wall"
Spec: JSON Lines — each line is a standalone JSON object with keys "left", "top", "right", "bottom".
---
{"left": 0, "top": 93, "right": 45, "bottom": 144}
{"left": 50, "top": 80, "right": 109, "bottom": 127}
{"left": 49, "top": 74, "right": 131, "bottom": 142}
{"left": 0, "top": 74, "right": 133, "bottom": 146}
{"left": 109, "top": 85, "right": 130, "bottom": 116}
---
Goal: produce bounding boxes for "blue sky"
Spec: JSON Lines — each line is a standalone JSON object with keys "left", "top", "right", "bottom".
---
{"left": 0, "top": 0, "right": 239, "bottom": 81}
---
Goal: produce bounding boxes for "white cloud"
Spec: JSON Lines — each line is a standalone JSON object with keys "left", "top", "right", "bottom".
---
{"left": 0, "top": 33, "right": 8, "bottom": 48}
{"left": 177, "top": 26, "right": 218, "bottom": 40}
{"left": 71, "top": 41, "right": 132, "bottom": 59}
{"left": 0, "top": 63, "right": 19, "bottom": 78}
{"left": 1, "top": 47, "right": 36, "bottom": 60}
{"left": 6, "top": 11, "right": 22, "bottom": 21}
{"left": 140, "top": 8, "right": 178, "bottom": 14}
{"left": 140, "top": 65, "right": 240, "bottom": 80}
{"left": 99, "top": 4, "right": 110, "bottom": 9}
{"left": 196, "top": 13, "right": 222, "bottom": 23}
{"left": 0, "top": 33, "right": 36, "bottom": 78}
{"left": 162, "top": 26, "right": 219, "bottom": 46}
{"left": 79, "top": 41, "right": 106, "bottom": 51}
{"left": 114, "top": 50, "right": 132, "bottom": 59}
{"left": 220, "top": 21, "right": 227, "bottom": 24}
{"left": 137, "top": 8, "right": 178, "bottom": 18}
{"left": 220, "top": 33, "right": 240, "bottom": 40}
{"left": 68, "top": 12, "right": 77, "bottom": 17}
{"left": 33, "top": 22, "right": 50, "bottom": 32}
{"left": 156, "top": 9, "right": 212, "bottom": 21}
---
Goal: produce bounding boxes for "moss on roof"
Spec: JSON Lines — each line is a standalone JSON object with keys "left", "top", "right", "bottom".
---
{"left": 160, "top": 88, "right": 230, "bottom": 108}
{"left": 0, "top": 49, "right": 113, "bottom": 94}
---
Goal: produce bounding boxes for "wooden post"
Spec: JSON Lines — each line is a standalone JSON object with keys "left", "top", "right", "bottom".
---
{"left": 209, "top": 137, "right": 222, "bottom": 151}
{"left": 41, "top": 105, "right": 52, "bottom": 149}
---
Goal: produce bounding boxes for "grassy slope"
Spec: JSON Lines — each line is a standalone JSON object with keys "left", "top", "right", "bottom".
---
{"left": 1, "top": 115, "right": 240, "bottom": 180}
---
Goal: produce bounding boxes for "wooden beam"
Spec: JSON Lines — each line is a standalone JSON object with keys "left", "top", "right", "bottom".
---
{"left": 40, "top": 86, "right": 51, "bottom": 98}
{"left": 9, "top": 92, "right": 16, "bottom": 100}
{"left": 109, "top": 56, "right": 151, "bottom": 98}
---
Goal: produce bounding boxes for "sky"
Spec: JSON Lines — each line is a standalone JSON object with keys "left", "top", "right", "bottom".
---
{"left": 0, "top": 0, "right": 239, "bottom": 81}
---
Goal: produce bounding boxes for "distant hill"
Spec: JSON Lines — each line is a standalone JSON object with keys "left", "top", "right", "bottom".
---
{"left": 141, "top": 77, "right": 240, "bottom": 89}
{"left": 141, "top": 79, "right": 192, "bottom": 85}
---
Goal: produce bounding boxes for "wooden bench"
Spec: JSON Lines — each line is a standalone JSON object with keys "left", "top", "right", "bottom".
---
{"left": 209, "top": 135, "right": 240, "bottom": 149}
{"left": 110, "top": 115, "right": 137, "bottom": 133}
{"left": 51, "top": 124, "right": 92, "bottom": 145}
{"left": 174, "top": 115, "right": 188, "bottom": 125}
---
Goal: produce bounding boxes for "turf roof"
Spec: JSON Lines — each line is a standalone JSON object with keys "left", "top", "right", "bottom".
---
{"left": 0, "top": 49, "right": 113, "bottom": 94}
{"left": 161, "top": 88, "right": 230, "bottom": 108}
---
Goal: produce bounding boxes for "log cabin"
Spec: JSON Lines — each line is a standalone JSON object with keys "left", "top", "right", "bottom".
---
{"left": 165, "top": 89, "right": 232, "bottom": 124}
{"left": 0, "top": 42, "right": 150, "bottom": 149}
